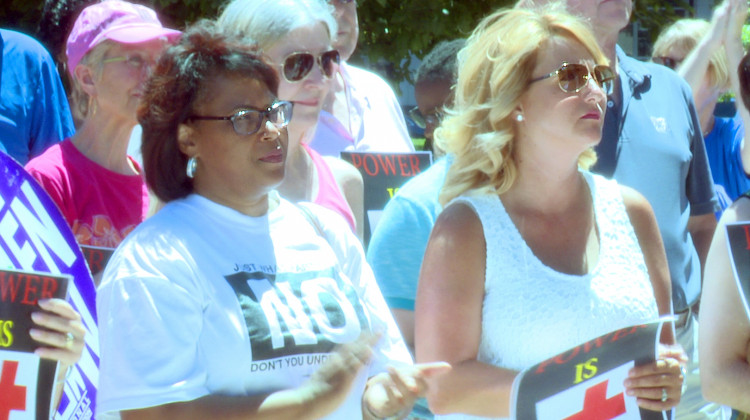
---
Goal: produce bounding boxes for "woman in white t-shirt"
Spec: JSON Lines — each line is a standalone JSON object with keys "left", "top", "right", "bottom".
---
{"left": 96, "top": 20, "right": 447, "bottom": 420}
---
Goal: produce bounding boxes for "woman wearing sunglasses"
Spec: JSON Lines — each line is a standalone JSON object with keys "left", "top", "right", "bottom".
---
{"left": 96, "top": 20, "right": 448, "bottom": 420}
{"left": 415, "top": 7, "right": 685, "bottom": 418}
{"left": 651, "top": 0, "right": 750, "bottom": 215}
{"left": 218, "top": 0, "right": 364, "bottom": 240}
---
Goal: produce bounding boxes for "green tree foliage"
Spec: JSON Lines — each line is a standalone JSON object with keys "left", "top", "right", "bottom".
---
{"left": 354, "top": 0, "right": 695, "bottom": 85}
{"left": 353, "top": 0, "right": 502, "bottom": 85}
{"left": 1, "top": 0, "right": 695, "bottom": 87}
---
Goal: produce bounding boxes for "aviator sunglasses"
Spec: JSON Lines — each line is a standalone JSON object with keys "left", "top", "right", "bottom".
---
{"left": 280, "top": 50, "right": 340, "bottom": 83}
{"left": 187, "top": 100, "right": 293, "bottom": 136}
{"left": 529, "top": 62, "right": 614, "bottom": 96}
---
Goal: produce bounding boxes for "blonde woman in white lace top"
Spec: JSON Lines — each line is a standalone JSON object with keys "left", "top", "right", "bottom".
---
{"left": 414, "top": 7, "right": 686, "bottom": 419}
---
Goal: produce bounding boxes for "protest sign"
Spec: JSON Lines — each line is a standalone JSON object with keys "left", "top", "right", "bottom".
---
{"left": 340, "top": 151, "right": 432, "bottom": 245}
{"left": 0, "top": 269, "right": 70, "bottom": 419}
{"left": 0, "top": 153, "right": 98, "bottom": 419}
{"left": 511, "top": 320, "right": 670, "bottom": 420}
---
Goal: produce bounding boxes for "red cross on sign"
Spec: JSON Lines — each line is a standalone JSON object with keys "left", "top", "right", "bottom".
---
{"left": 563, "top": 379, "right": 626, "bottom": 420}
{"left": 0, "top": 360, "right": 27, "bottom": 420}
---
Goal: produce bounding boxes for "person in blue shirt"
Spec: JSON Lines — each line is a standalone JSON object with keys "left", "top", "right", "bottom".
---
{"left": 0, "top": 29, "right": 75, "bottom": 164}
{"left": 652, "top": 0, "right": 750, "bottom": 215}
{"left": 367, "top": 39, "right": 464, "bottom": 353}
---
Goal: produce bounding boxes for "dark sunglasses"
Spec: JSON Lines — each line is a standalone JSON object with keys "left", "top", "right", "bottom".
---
{"left": 529, "top": 62, "right": 614, "bottom": 96}
{"left": 408, "top": 106, "right": 443, "bottom": 129}
{"left": 187, "top": 101, "right": 293, "bottom": 136}
{"left": 652, "top": 56, "right": 682, "bottom": 70}
{"left": 280, "top": 50, "right": 340, "bottom": 83}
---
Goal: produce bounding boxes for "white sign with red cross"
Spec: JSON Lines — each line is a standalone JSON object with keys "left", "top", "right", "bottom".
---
{"left": 0, "top": 350, "right": 39, "bottom": 420}
{"left": 536, "top": 361, "right": 640, "bottom": 420}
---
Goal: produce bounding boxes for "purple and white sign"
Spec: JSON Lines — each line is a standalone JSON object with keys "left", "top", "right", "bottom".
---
{"left": 0, "top": 153, "right": 98, "bottom": 419}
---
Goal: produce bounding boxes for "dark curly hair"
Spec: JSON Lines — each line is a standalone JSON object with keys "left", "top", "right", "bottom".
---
{"left": 138, "top": 19, "right": 279, "bottom": 203}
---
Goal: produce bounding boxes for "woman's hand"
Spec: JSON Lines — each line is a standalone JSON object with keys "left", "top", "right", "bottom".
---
{"left": 30, "top": 298, "right": 85, "bottom": 366}
{"left": 705, "top": 0, "right": 732, "bottom": 50}
{"left": 300, "top": 333, "right": 378, "bottom": 418}
{"left": 362, "top": 362, "right": 451, "bottom": 419}
{"left": 724, "top": 0, "right": 748, "bottom": 47}
{"left": 624, "top": 344, "right": 687, "bottom": 411}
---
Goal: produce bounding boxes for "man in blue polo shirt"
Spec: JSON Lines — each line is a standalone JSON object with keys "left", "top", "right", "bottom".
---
{"left": 529, "top": 0, "right": 723, "bottom": 418}
{"left": 0, "top": 29, "right": 75, "bottom": 165}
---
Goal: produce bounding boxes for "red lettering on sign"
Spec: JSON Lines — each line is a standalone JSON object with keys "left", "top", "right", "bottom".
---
{"left": 0, "top": 272, "right": 58, "bottom": 305}
{"left": 397, "top": 155, "right": 411, "bottom": 176}
{"left": 378, "top": 154, "right": 397, "bottom": 175}
{"left": 86, "top": 248, "right": 104, "bottom": 273}
{"left": 410, "top": 155, "right": 422, "bottom": 175}
{"left": 20, "top": 275, "right": 39, "bottom": 305}
{"left": 563, "top": 380, "right": 626, "bottom": 420}
{"left": 350, "top": 154, "right": 363, "bottom": 170}
{"left": 363, "top": 154, "right": 378, "bottom": 176}
{"left": 582, "top": 333, "right": 610, "bottom": 353}
{"left": 0, "top": 273, "right": 22, "bottom": 303}
{"left": 534, "top": 347, "right": 580, "bottom": 374}
{"left": 555, "top": 346, "right": 580, "bottom": 365}
{"left": 40, "top": 276, "right": 59, "bottom": 300}
{"left": 0, "top": 360, "right": 27, "bottom": 420}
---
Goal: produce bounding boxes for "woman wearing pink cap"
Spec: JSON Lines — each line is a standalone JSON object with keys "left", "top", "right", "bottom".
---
{"left": 22, "top": 0, "right": 179, "bottom": 413}
{"left": 25, "top": 0, "right": 180, "bottom": 251}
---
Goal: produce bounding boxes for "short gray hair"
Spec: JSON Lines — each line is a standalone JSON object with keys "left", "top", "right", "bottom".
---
{"left": 218, "top": 0, "right": 337, "bottom": 50}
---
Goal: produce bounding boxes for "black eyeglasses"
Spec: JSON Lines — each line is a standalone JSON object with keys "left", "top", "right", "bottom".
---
{"left": 280, "top": 50, "right": 340, "bottom": 83}
{"left": 529, "top": 62, "right": 614, "bottom": 96}
{"left": 408, "top": 107, "right": 443, "bottom": 129}
{"left": 187, "top": 101, "right": 293, "bottom": 136}
{"left": 652, "top": 56, "right": 682, "bottom": 70}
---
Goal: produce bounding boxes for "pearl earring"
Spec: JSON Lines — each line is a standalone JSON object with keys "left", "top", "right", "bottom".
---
{"left": 516, "top": 114, "right": 524, "bottom": 122}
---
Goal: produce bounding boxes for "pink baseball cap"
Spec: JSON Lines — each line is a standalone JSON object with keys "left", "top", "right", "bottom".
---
{"left": 66, "top": 0, "right": 181, "bottom": 76}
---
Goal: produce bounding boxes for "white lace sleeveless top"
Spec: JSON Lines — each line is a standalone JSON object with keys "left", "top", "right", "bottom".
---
{"left": 435, "top": 172, "right": 659, "bottom": 420}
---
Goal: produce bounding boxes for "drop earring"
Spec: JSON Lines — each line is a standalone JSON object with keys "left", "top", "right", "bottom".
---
{"left": 186, "top": 156, "right": 198, "bottom": 179}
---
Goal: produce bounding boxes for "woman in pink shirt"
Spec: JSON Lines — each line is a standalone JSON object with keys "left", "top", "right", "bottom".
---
{"left": 25, "top": 1, "right": 180, "bottom": 249}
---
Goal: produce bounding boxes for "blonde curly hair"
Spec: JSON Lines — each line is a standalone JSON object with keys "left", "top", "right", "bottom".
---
{"left": 437, "top": 6, "right": 607, "bottom": 206}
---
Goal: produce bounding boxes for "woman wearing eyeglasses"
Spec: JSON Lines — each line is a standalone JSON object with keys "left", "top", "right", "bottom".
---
{"left": 96, "top": 20, "right": 448, "bottom": 420}
{"left": 218, "top": 0, "right": 364, "bottom": 240}
{"left": 415, "top": 7, "right": 685, "bottom": 419}
{"left": 25, "top": 1, "right": 180, "bottom": 249}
